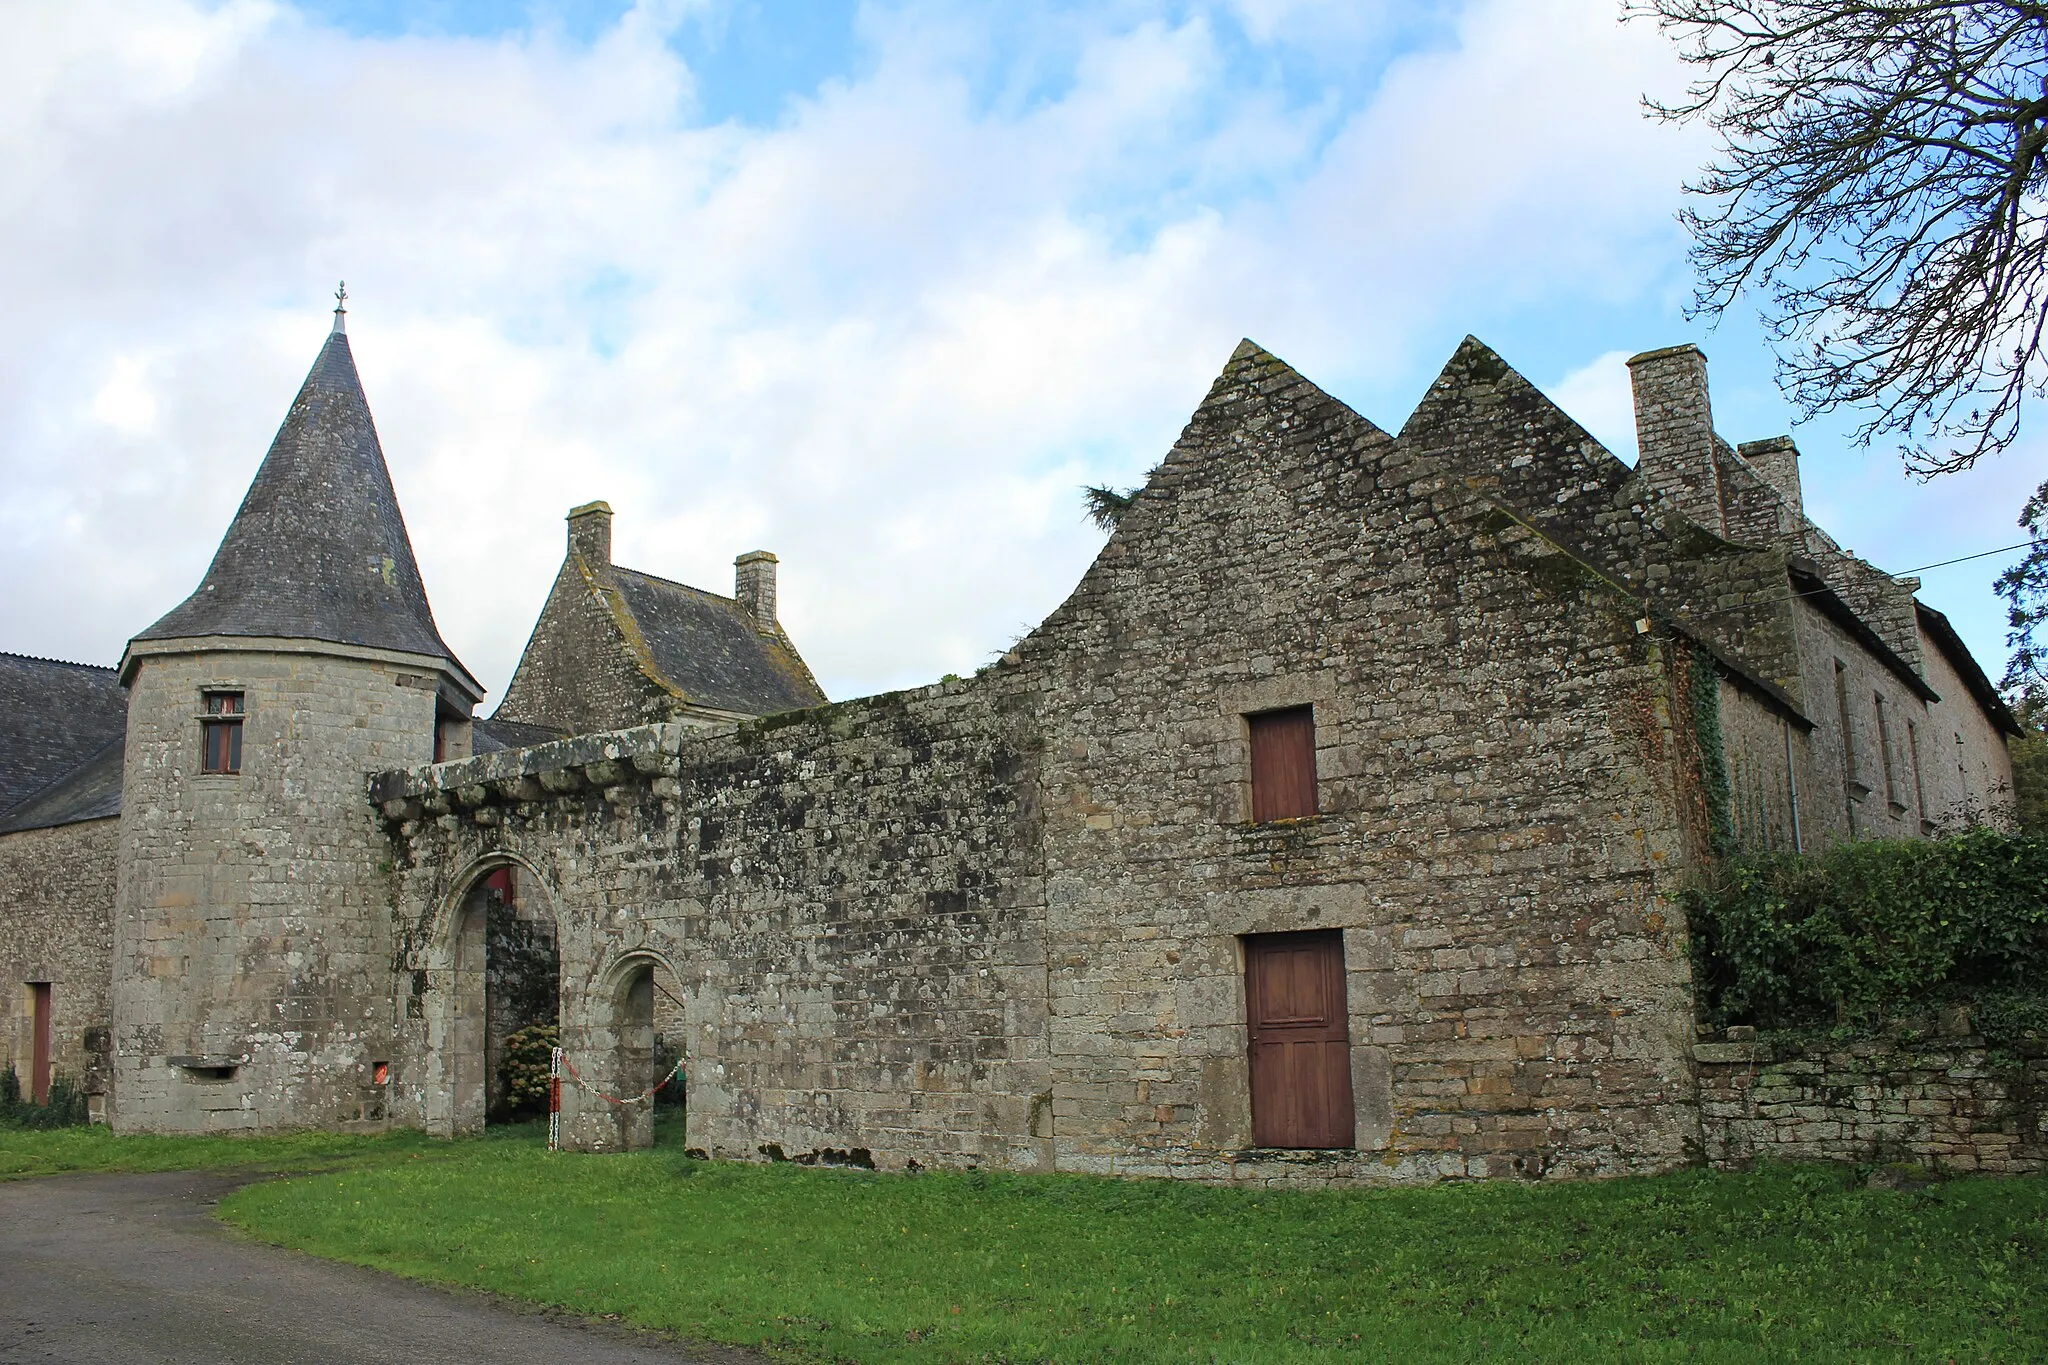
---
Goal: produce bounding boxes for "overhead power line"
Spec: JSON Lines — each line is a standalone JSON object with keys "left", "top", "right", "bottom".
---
{"left": 1894, "top": 537, "right": 2046, "bottom": 576}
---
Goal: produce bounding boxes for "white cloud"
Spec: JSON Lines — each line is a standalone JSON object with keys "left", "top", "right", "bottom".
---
{"left": 1549, "top": 350, "right": 1640, "bottom": 463}
{"left": 16, "top": 0, "right": 1989, "bottom": 708}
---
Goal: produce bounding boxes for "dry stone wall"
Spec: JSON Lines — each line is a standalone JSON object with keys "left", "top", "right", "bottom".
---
{"left": 1697, "top": 1033, "right": 2047, "bottom": 1173}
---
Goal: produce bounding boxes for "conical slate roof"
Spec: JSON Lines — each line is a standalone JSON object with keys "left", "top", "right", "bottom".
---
{"left": 133, "top": 321, "right": 470, "bottom": 683}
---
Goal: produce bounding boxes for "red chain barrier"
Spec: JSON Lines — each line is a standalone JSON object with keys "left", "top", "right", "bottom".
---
{"left": 557, "top": 1054, "right": 684, "bottom": 1107}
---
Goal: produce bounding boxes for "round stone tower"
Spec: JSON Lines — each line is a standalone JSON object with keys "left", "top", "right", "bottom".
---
{"left": 110, "top": 303, "right": 482, "bottom": 1132}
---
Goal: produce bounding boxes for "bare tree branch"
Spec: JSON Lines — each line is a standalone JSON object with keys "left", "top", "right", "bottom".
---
{"left": 1629, "top": 0, "right": 2048, "bottom": 474}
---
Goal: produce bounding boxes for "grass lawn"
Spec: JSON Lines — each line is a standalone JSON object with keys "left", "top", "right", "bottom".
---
{"left": 0, "top": 1121, "right": 436, "bottom": 1180}
{"left": 7, "top": 1121, "right": 2045, "bottom": 1362}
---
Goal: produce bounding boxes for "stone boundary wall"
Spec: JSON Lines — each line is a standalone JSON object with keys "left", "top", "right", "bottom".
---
{"left": 1695, "top": 1033, "right": 2048, "bottom": 1174}
{"left": 374, "top": 680, "right": 1051, "bottom": 1167}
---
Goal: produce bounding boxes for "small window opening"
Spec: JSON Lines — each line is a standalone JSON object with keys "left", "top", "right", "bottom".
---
{"left": 372, "top": 1060, "right": 390, "bottom": 1086}
{"left": 171, "top": 1053, "right": 241, "bottom": 1080}
{"left": 201, "top": 691, "right": 244, "bottom": 775}
{"left": 1831, "top": 661, "right": 1859, "bottom": 789}
{"left": 433, "top": 701, "right": 470, "bottom": 763}
{"left": 1906, "top": 719, "right": 1928, "bottom": 827}
{"left": 1248, "top": 705, "right": 1318, "bottom": 823}
{"left": 1781, "top": 719, "right": 1803, "bottom": 853}
{"left": 1874, "top": 693, "right": 1902, "bottom": 810}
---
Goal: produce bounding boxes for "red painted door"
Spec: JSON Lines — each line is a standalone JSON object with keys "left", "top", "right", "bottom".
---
{"left": 29, "top": 982, "right": 52, "bottom": 1105}
{"left": 1245, "top": 932, "right": 1353, "bottom": 1148}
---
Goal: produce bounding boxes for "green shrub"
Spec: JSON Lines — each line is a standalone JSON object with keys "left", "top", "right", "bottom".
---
{"left": 1683, "top": 828, "right": 2048, "bottom": 1037}
{"left": 0, "top": 1067, "right": 92, "bottom": 1129}
{"left": 497, "top": 1024, "right": 558, "bottom": 1119}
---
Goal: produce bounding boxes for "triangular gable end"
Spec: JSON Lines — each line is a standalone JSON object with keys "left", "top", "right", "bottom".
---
{"left": 1013, "top": 338, "right": 1393, "bottom": 662}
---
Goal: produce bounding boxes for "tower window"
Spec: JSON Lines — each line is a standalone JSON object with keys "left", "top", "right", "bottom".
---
{"left": 201, "top": 691, "right": 244, "bottom": 775}
{"left": 1248, "top": 705, "right": 1318, "bottom": 822}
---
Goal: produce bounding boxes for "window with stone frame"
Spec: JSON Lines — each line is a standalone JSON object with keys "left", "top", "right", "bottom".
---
{"left": 201, "top": 691, "right": 244, "bottom": 775}
{"left": 1247, "top": 705, "right": 1318, "bottom": 822}
{"left": 1874, "top": 692, "right": 1903, "bottom": 813}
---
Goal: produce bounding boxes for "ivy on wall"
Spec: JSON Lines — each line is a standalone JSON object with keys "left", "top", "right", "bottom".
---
{"left": 1685, "top": 643, "right": 1738, "bottom": 859}
{"left": 1683, "top": 828, "right": 2048, "bottom": 1041}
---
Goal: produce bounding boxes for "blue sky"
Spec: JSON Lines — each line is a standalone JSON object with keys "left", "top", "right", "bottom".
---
{"left": 0, "top": 0, "right": 2036, "bottom": 703}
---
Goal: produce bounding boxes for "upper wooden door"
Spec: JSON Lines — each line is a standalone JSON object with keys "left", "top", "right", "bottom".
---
{"left": 1244, "top": 931, "right": 1354, "bottom": 1148}
{"left": 1248, "top": 706, "right": 1317, "bottom": 822}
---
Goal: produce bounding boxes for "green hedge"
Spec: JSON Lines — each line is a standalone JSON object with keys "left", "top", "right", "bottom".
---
{"left": 1682, "top": 828, "right": 2048, "bottom": 1039}
{"left": 0, "top": 1066, "right": 90, "bottom": 1129}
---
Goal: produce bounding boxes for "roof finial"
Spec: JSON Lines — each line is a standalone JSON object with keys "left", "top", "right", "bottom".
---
{"left": 331, "top": 280, "right": 348, "bottom": 336}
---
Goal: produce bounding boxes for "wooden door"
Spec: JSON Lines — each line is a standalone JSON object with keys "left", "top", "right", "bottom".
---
{"left": 1245, "top": 932, "right": 1353, "bottom": 1148}
{"left": 29, "top": 982, "right": 52, "bottom": 1104}
{"left": 1248, "top": 707, "right": 1317, "bottom": 822}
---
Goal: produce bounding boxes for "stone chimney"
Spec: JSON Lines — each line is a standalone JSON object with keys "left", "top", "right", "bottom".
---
{"left": 1737, "top": 436, "right": 1804, "bottom": 522}
{"left": 1627, "top": 344, "right": 1726, "bottom": 536}
{"left": 735, "top": 551, "right": 777, "bottom": 633}
{"left": 568, "top": 500, "right": 612, "bottom": 567}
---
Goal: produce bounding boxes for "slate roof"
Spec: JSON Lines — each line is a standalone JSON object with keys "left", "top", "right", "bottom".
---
{"left": 612, "top": 567, "right": 825, "bottom": 716}
{"left": 473, "top": 716, "right": 565, "bottom": 754}
{"left": 0, "top": 739, "right": 123, "bottom": 834}
{"left": 0, "top": 652, "right": 126, "bottom": 817}
{"left": 131, "top": 324, "right": 473, "bottom": 690}
{"left": 1919, "top": 603, "right": 2022, "bottom": 736}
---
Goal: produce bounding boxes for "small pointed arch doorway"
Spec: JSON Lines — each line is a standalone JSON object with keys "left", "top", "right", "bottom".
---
{"left": 601, "top": 953, "right": 688, "bottom": 1151}
{"left": 448, "top": 862, "right": 560, "bottom": 1135}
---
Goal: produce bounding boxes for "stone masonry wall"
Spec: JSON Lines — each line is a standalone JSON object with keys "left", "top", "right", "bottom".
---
{"left": 113, "top": 644, "right": 443, "bottom": 1132}
{"left": 380, "top": 339, "right": 1717, "bottom": 1185}
{"left": 1018, "top": 340, "right": 1705, "bottom": 1183}
{"left": 1916, "top": 623, "right": 2019, "bottom": 828}
{"left": 366, "top": 338, "right": 2014, "bottom": 1186}
{"left": 1793, "top": 601, "right": 1947, "bottom": 848}
{"left": 496, "top": 553, "right": 673, "bottom": 737}
{"left": 1716, "top": 678, "right": 1810, "bottom": 856}
{"left": 0, "top": 818, "right": 116, "bottom": 1105}
{"left": 379, "top": 683, "right": 1048, "bottom": 1167}
{"left": 1696, "top": 1034, "right": 2047, "bottom": 1173}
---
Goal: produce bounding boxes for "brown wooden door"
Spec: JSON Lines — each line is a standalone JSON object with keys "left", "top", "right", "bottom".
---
{"left": 29, "top": 982, "right": 52, "bottom": 1105}
{"left": 1245, "top": 931, "right": 1353, "bottom": 1148}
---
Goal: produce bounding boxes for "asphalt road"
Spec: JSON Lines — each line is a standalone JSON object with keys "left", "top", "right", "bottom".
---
{"left": 0, "top": 1169, "right": 761, "bottom": 1364}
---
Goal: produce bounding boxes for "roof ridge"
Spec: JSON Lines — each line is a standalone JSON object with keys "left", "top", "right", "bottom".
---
{"left": 0, "top": 651, "right": 118, "bottom": 673}
{"left": 613, "top": 563, "right": 737, "bottom": 606}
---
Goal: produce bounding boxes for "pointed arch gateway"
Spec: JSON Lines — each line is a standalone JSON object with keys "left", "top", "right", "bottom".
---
{"left": 559, "top": 950, "right": 689, "bottom": 1152}
{"left": 434, "top": 857, "right": 561, "bottom": 1137}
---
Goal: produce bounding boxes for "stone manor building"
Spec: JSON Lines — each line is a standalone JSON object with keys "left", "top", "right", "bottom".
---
{"left": 0, "top": 308, "right": 2017, "bottom": 1181}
